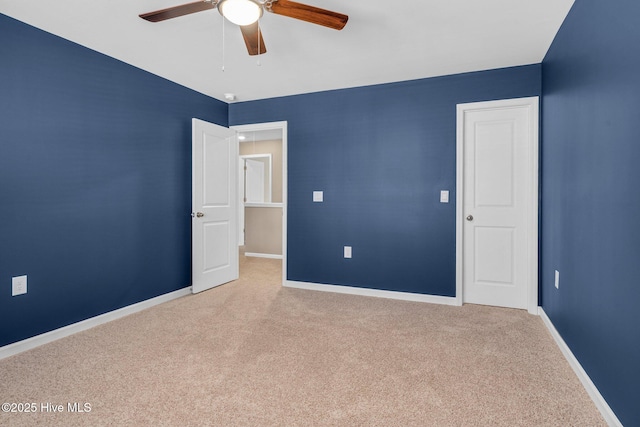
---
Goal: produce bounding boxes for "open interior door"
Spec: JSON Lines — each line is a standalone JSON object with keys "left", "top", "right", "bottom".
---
{"left": 192, "top": 118, "right": 239, "bottom": 294}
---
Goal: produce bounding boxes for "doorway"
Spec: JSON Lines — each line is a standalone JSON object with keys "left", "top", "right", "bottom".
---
{"left": 232, "top": 122, "right": 288, "bottom": 285}
{"left": 455, "top": 97, "right": 539, "bottom": 314}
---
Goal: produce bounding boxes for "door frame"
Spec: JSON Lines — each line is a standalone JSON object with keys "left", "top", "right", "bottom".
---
{"left": 455, "top": 97, "right": 539, "bottom": 314}
{"left": 231, "top": 121, "right": 288, "bottom": 286}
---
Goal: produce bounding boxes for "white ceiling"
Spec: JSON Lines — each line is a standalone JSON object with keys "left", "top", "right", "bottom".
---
{"left": 1, "top": 0, "right": 574, "bottom": 103}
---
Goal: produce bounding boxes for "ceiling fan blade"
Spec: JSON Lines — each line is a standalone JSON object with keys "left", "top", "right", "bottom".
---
{"left": 139, "top": 1, "right": 215, "bottom": 22}
{"left": 268, "top": 0, "right": 348, "bottom": 30}
{"left": 240, "top": 22, "right": 267, "bottom": 56}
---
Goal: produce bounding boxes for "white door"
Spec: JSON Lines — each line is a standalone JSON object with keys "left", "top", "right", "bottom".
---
{"left": 192, "top": 118, "right": 239, "bottom": 294}
{"left": 245, "top": 158, "right": 265, "bottom": 203}
{"left": 456, "top": 97, "right": 538, "bottom": 313}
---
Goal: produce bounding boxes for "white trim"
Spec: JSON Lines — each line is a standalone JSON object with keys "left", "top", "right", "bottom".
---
{"left": 285, "top": 280, "right": 458, "bottom": 306}
{"left": 231, "top": 121, "right": 288, "bottom": 288}
{"left": 456, "top": 96, "right": 539, "bottom": 314}
{"left": 245, "top": 252, "right": 283, "bottom": 259}
{"left": 0, "top": 287, "right": 192, "bottom": 361}
{"left": 538, "top": 308, "right": 623, "bottom": 427}
{"left": 244, "top": 202, "right": 283, "bottom": 208}
{"left": 455, "top": 104, "right": 464, "bottom": 307}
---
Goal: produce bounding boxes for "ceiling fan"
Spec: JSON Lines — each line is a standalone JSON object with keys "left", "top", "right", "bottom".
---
{"left": 139, "top": 0, "right": 348, "bottom": 56}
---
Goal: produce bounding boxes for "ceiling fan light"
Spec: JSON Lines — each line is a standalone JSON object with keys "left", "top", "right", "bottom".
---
{"left": 218, "top": 0, "right": 263, "bottom": 26}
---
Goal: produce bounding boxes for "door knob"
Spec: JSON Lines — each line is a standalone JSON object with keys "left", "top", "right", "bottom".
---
{"left": 192, "top": 212, "right": 204, "bottom": 218}
{"left": 466, "top": 215, "right": 474, "bottom": 221}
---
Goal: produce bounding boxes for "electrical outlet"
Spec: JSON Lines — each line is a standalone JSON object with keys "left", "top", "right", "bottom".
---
{"left": 12, "top": 275, "right": 27, "bottom": 296}
{"left": 313, "top": 191, "right": 323, "bottom": 202}
{"left": 440, "top": 190, "right": 449, "bottom": 203}
{"left": 344, "top": 246, "right": 352, "bottom": 259}
{"left": 554, "top": 270, "right": 560, "bottom": 289}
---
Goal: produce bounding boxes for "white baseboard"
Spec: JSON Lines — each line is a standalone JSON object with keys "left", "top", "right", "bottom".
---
{"left": 285, "top": 280, "right": 459, "bottom": 306}
{"left": 245, "top": 252, "right": 283, "bottom": 259}
{"left": 538, "top": 307, "right": 622, "bottom": 427}
{"left": 0, "top": 287, "right": 192, "bottom": 360}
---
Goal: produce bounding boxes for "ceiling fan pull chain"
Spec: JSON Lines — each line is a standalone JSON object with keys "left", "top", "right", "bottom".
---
{"left": 221, "top": 14, "right": 226, "bottom": 71}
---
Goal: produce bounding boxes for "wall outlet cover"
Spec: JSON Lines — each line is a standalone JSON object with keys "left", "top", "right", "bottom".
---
{"left": 440, "top": 190, "right": 449, "bottom": 203}
{"left": 313, "top": 191, "right": 323, "bottom": 202}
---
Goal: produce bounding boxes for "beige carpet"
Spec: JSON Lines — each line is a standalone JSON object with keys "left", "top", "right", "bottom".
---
{"left": 0, "top": 255, "right": 606, "bottom": 426}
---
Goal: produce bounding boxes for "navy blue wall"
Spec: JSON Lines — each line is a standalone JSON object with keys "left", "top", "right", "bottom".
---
{"left": 230, "top": 66, "right": 541, "bottom": 296}
{"left": 541, "top": 1, "right": 640, "bottom": 425}
{"left": 0, "top": 14, "right": 228, "bottom": 347}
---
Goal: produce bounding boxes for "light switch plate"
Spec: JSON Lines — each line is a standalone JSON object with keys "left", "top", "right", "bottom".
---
{"left": 344, "top": 246, "right": 352, "bottom": 259}
{"left": 12, "top": 275, "right": 27, "bottom": 296}
{"left": 313, "top": 191, "right": 323, "bottom": 202}
{"left": 440, "top": 190, "right": 449, "bottom": 203}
